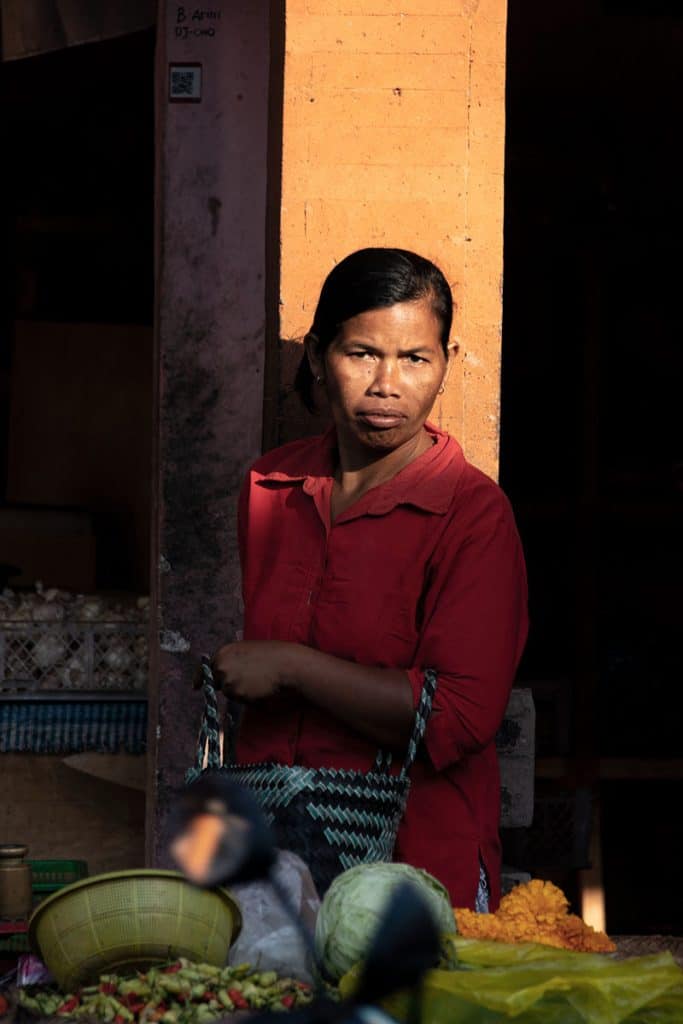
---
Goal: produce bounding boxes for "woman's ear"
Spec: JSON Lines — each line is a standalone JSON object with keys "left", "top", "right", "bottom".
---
{"left": 304, "top": 332, "right": 324, "bottom": 383}
{"left": 441, "top": 341, "right": 459, "bottom": 387}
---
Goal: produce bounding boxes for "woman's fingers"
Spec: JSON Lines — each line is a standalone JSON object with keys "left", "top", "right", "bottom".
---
{"left": 204, "top": 641, "right": 283, "bottom": 702}
{"left": 208, "top": 645, "right": 232, "bottom": 689}
{"left": 211, "top": 666, "right": 229, "bottom": 693}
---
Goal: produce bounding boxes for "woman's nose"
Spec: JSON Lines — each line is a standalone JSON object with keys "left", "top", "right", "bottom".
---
{"left": 369, "top": 359, "right": 400, "bottom": 396}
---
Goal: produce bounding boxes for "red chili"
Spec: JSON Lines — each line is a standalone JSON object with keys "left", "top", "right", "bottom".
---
{"left": 228, "top": 989, "right": 249, "bottom": 1010}
{"left": 114, "top": 1016, "right": 127, "bottom": 1024}
{"left": 297, "top": 982, "right": 312, "bottom": 990}
{"left": 100, "top": 983, "right": 117, "bottom": 995}
{"left": 281, "top": 994, "right": 296, "bottom": 1009}
{"left": 57, "top": 996, "right": 80, "bottom": 1013}
{"left": 164, "top": 962, "right": 182, "bottom": 973}
{"left": 202, "top": 992, "right": 217, "bottom": 1002}
{"left": 0, "top": 994, "right": 9, "bottom": 1016}
{"left": 125, "top": 998, "right": 146, "bottom": 1013}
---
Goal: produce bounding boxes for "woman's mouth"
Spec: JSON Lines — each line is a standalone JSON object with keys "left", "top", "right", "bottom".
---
{"left": 356, "top": 410, "right": 406, "bottom": 429}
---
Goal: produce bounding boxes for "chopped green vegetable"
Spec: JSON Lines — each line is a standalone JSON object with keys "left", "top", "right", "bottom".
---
{"left": 18, "top": 958, "right": 313, "bottom": 1022}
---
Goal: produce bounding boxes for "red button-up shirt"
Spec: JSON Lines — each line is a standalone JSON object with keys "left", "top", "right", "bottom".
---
{"left": 236, "top": 423, "right": 528, "bottom": 909}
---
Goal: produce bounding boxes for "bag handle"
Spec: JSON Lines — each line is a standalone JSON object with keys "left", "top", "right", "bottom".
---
{"left": 187, "top": 659, "right": 437, "bottom": 783}
{"left": 186, "top": 656, "right": 222, "bottom": 783}
{"left": 373, "top": 668, "right": 438, "bottom": 780}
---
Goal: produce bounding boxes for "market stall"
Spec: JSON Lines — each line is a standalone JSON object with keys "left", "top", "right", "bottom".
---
{"left": 2, "top": 776, "right": 682, "bottom": 1024}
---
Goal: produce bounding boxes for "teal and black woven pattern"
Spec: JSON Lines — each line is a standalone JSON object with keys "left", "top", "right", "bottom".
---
{"left": 187, "top": 658, "right": 437, "bottom": 895}
{"left": 0, "top": 698, "right": 147, "bottom": 753}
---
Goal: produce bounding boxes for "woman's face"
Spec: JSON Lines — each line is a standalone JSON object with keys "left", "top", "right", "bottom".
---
{"left": 310, "top": 297, "right": 451, "bottom": 456}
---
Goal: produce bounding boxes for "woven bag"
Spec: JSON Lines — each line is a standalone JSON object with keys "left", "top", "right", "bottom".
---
{"left": 186, "top": 658, "right": 437, "bottom": 895}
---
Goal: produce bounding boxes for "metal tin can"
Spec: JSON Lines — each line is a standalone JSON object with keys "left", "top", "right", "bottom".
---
{"left": 0, "top": 843, "right": 33, "bottom": 919}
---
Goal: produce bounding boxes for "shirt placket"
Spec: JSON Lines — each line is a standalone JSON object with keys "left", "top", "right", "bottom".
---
{"left": 286, "top": 476, "right": 333, "bottom": 760}
{"left": 302, "top": 475, "right": 333, "bottom": 633}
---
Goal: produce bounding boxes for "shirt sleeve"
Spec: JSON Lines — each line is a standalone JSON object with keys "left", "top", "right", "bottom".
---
{"left": 406, "top": 481, "right": 529, "bottom": 773}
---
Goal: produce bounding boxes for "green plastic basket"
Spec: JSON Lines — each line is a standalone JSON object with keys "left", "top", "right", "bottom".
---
{"left": 28, "top": 859, "right": 89, "bottom": 894}
{"left": 0, "top": 931, "right": 29, "bottom": 953}
{"left": 28, "top": 869, "right": 242, "bottom": 991}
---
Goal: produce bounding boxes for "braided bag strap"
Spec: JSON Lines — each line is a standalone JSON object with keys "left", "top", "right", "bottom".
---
{"left": 187, "top": 660, "right": 437, "bottom": 783}
{"left": 399, "top": 668, "right": 438, "bottom": 781}
{"left": 185, "top": 655, "right": 222, "bottom": 783}
{"left": 372, "top": 669, "right": 438, "bottom": 778}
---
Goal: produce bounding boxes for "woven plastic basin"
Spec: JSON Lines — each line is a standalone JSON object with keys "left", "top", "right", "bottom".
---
{"left": 28, "top": 869, "right": 242, "bottom": 991}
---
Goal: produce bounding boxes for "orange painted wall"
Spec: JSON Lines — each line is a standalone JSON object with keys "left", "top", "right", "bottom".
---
{"left": 278, "top": 0, "right": 507, "bottom": 479}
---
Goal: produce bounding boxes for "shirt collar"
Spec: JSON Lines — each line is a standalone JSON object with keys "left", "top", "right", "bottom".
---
{"left": 254, "top": 425, "right": 337, "bottom": 485}
{"left": 255, "top": 422, "right": 464, "bottom": 517}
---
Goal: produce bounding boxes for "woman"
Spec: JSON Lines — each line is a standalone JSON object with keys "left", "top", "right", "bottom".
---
{"left": 209, "top": 248, "right": 528, "bottom": 910}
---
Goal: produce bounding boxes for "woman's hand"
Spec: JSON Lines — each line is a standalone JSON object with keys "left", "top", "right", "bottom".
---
{"left": 208, "top": 640, "right": 293, "bottom": 703}
{"left": 194, "top": 641, "right": 415, "bottom": 748}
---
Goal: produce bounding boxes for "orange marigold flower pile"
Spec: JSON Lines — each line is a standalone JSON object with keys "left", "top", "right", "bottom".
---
{"left": 454, "top": 879, "right": 616, "bottom": 953}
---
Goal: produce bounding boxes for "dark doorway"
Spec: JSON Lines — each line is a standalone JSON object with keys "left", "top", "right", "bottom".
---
{"left": 0, "top": 27, "right": 154, "bottom": 882}
{"left": 501, "top": 3, "right": 683, "bottom": 935}
{"left": 0, "top": 30, "right": 155, "bottom": 595}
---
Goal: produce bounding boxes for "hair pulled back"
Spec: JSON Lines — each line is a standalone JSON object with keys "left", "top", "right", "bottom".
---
{"left": 294, "top": 247, "right": 453, "bottom": 412}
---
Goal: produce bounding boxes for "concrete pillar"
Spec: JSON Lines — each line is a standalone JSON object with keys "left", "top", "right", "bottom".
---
{"left": 148, "top": 1, "right": 270, "bottom": 863}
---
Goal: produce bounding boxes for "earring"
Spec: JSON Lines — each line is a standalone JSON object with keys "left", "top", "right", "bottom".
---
{"left": 438, "top": 385, "right": 445, "bottom": 394}
{"left": 315, "top": 375, "right": 325, "bottom": 385}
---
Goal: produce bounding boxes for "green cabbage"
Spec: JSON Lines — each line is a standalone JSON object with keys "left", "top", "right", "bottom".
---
{"left": 314, "top": 862, "right": 455, "bottom": 981}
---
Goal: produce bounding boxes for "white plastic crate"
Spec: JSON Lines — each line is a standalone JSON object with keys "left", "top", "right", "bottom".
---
{"left": 0, "top": 621, "right": 148, "bottom": 692}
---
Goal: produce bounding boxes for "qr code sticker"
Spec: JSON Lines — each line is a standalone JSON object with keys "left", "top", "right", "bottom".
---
{"left": 169, "top": 65, "right": 201, "bottom": 101}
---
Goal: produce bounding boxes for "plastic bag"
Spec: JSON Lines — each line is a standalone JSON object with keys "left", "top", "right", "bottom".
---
{"left": 447, "top": 935, "right": 594, "bottom": 968}
{"left": 340, "top": 938, "right": 683, "bottom": 1024}
{"left": 229, "top": 849, "right": 320, "bottom": 984}
{"left": 16, "top": 954, "right": 53, "bottom": 987}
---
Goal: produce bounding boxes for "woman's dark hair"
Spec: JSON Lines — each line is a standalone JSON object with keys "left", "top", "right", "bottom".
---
{"left": 294, "top": 247, "right": 453, "bottom": 412}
